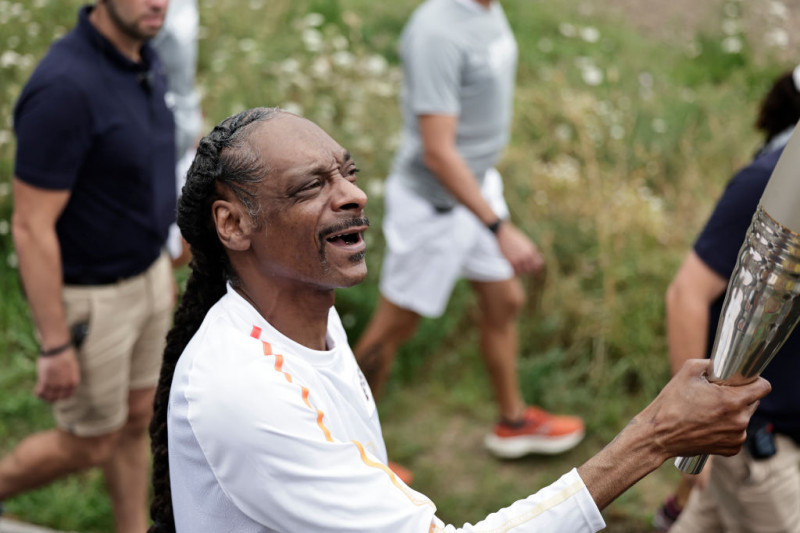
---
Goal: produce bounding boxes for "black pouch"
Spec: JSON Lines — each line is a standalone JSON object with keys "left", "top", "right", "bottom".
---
{"left": 746, "top": 421, "right": 777, "bottom": 460}
{"left": 70, "top": 322, "right": 90, "bottom": 350}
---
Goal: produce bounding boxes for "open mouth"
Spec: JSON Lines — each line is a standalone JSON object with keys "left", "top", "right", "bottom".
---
{"left": 326, "top": 231, "right": 362, "bottom": 247}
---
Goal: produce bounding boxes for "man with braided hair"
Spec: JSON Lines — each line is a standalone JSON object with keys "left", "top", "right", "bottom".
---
{"left": 149, "top": 107, "right": 770, "bottom": 533}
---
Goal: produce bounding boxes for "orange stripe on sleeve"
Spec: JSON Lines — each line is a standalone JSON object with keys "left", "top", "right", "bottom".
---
{"left": 351, "top": 440, "right": 433, "bottom": 508}
{"left": 261, "top": 341, "right": 273, "bottom": 356}
{"left": 317, "top": 410, "right": 333, "bottom": 442}
{"left": 250, "top": 325, "right": 262, "bottom": 339}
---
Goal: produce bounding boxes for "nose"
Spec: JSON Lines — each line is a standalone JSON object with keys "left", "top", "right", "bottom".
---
{"left": 333, "top": 177, "right": 368, "bottom": 212}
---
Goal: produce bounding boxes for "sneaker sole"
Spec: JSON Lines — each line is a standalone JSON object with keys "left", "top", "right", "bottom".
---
{"left": 484, "top": 430, "right": 585, "bottom": 459}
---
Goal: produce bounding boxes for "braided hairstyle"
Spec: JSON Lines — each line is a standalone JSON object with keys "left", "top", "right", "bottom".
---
{"left": 149, "top": 107, "right": 283, "bottom": 533}
{"left": 756, "top": 70, "right": 800, "bottom": 143}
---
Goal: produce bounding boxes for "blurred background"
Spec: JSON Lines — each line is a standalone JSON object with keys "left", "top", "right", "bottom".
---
{"left": 0, "top": 0, "right": 797, "bottom": 530}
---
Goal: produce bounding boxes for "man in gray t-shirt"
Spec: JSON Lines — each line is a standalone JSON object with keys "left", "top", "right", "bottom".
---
{"left": 355, "top": 0, "right": 585, "bottom": 461}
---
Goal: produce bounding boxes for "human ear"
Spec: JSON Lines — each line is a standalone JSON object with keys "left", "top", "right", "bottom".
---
{"left": 212, "top": 199, "right": 252, "bottom": 251}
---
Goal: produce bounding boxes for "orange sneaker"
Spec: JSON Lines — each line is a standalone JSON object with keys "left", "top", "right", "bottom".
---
{"left": 484, "top": 406, "right": 585, "bottom": 459}
{"left": 388, "top": 461, "right": 414, "bottom": 485}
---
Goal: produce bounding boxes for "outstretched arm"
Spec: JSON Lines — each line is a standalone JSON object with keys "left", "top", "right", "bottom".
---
{"left": 577, "top": 359, "right": 768, "bottom": 509}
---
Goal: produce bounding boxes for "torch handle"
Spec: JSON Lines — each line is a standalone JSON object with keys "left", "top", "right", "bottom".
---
{"left": 674, "top": 454, "right": 708, "bottom": 474}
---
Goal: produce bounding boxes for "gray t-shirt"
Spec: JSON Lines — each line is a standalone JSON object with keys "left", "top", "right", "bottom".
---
{"left": 391, "top": 0, "right": 517, "bottom": 209}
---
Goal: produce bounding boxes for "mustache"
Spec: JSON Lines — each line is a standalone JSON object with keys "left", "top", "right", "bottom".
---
{"left": 318, "top": 216, "right": 370, "bottom": 240}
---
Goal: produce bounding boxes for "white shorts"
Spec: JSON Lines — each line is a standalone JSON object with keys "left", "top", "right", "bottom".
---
{"left": 379, "top": 168, "right": 514, "bottom": 318}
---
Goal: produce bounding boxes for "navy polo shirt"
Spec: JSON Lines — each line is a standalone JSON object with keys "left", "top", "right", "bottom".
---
{"left": 14, "top": 6, "right": 176, "bottom": 283}
{"left": 694, "top": 146, "right": 800, "bottom": 435}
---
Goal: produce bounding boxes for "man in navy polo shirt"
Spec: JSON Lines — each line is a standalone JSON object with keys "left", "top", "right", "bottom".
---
{"left": 2, "top": 1, "right": 174, "bottom": 531}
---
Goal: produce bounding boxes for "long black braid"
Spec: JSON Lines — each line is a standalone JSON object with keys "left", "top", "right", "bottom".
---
{"left": 149, "top": 107, "right": 283, "bottom": 533}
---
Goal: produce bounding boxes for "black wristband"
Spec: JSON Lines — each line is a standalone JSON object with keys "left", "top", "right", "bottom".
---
{"left": 486, "top": 218, "right": 503, "bottom": 234}
{"left": 39, "top": 340, "right": 73, "bottom": 358}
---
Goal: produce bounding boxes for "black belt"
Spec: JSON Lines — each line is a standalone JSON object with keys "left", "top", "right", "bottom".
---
{"left": 64, "top": 273, "right": 134, "bottom": 286}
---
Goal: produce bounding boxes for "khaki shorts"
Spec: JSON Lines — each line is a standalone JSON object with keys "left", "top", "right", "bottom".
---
{"left": 671, "top": 435, "right": 800, "bottom": 533}
{"left": 379, "top": 168, "right": 514, "bottom": 318}
{"left": 54, "top": 252, "right": 173, "bottom": 437}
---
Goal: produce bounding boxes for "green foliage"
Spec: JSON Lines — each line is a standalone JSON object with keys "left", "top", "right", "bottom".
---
{"left": 0, "top": 0, "right": 794, "bottom": 530}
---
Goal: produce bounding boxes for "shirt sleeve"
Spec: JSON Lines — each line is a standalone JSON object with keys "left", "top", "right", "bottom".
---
{"left": 403, "top": 30, "right": 463, "bottom": 117}
{"left": 14, "top": 76, "right": 93, "bottom": 190}
{"left": 433, "top": 469, "right": 605, "bottom": 533}
{"left": 693, "top": 163, "right": 771, "bottom": 279}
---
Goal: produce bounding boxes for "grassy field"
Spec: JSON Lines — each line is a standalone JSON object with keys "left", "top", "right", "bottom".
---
{"left": 0, "top": 0, "right": 794, "bottom": 530}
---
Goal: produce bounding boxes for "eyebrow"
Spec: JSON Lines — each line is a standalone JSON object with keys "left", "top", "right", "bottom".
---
{"left": 287, "top": 150, "right": 353, "bottom": 180}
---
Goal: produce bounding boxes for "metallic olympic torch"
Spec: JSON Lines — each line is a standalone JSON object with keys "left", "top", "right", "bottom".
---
{"left": 675, "top": 127, "right": 800, "bottom": 475}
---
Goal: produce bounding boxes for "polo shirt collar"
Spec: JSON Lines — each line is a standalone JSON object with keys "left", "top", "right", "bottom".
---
{"left": 76, "top": 5, "right": 154, "bottom": 73}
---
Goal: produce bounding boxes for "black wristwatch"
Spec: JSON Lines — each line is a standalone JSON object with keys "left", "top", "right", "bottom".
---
{"left": 486, "top": 218, "right": 504, "bottom": 234}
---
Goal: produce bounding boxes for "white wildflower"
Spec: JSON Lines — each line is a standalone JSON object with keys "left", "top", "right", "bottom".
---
{"left": 651, "top": 118, "right": 667, "bottom": 134}
{"left": 638, "top": 71, "right": 653, "bottom": 89}
{"left": 310, "top": 56, "right": 330, "bottom": 78}
{"left": 768, "top": 1, "right": 789, "bottom": 20}
{"left": 281, "top": 58, "right": 300, "bottom": 74}
{"left": 764, "top": 28, "right": 788, "bottom": 48}
{"left": 721, "top": 19, "right": 740, "bottom": 36}
{"left": 0, "top": 50, "right": 20, "bottom": 68}
{"left": 332, "top": 50, "right": 355, "bottom": 68}
{"left": 538, "top": 38, "right": 553, "bottom": 53}
{"left": 302, "top": 28, "right": 323, "bottom": 53}
{"left": 303, "top": 13, "right": 324, "bottom": 28}
{"left": 580, "top": 26, "right": 600, "bottom": 43}
{"left": 7, "top": 252, "right": 18, "bottom": 269}
{"left": 723, "top": 2, "right": 740, "bottom": 18}
{"left": 27, "top": 22, "right": 39, "bottom": 37}
{"left": 0, "top": 182, "right": 9, "bottom": 197}
{"left": 331, "top": 35, "right": 348, "bottom": 51}
{"left": 559, "top": 23, "right": 576, "bottom": 38}
{"left": 238, "top": 38, "right": 256, "bottom": 52}
{"left": 581, "top": 64, "right": 603, "bottom": 86}
{"left": 364, "top": 55, "right": 387, "bottom": 76}
{"left": 721, "top": 36, "right": 742, "bottom": 54}
{"left": 610, "top": 124, "right": 625, "bottom": 140}
{"left": 554, "top": 123, "right": 572, "bottom": 142}
{"left": 7, "top": 35, "right": 19, "bottom": 49}
{"left": 0, "top": 220, "right": 8, "bottom": 235}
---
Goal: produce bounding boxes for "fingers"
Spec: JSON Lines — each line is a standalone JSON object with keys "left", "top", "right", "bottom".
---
{"left": 35, "top": 350, "right": 81, "bottom": 403}
{"left": 35, "top": 382, "right": 77, "bottom": 403}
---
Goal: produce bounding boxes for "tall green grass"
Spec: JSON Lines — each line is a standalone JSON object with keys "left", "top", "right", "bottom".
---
{"left": 0, "top": 0, "right": 791, "bottom": 530}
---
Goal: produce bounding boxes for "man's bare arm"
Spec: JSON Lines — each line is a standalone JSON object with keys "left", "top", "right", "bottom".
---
{"left": 665, "top": 251, "right": 727, "bottom": 374}
{"left": 12, "top": 177, "right": 80, "bottom": 402}
{"left": 577, "top": 359, "right": 768, "bottom": 509}
{"left": 418, "top": 114, "right": 543, "bottom": 274}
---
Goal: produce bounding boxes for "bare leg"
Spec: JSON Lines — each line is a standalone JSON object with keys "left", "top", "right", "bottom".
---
{"left": 0, "top": 428, "right": 119, "bottom": 500}
{"left": 102, "top": 387, "right": 155, "bottom": 533}
{"left": 354, "top": 296, "right": 420, "bottom": 399}
{"left": 470, "top": 277, "right": 527, "bottom": 421}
